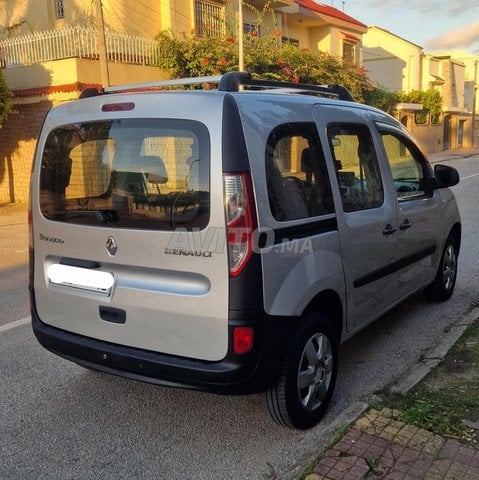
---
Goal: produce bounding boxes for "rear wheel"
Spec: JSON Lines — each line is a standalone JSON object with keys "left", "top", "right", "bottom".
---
{"left": 265, "top": 313, "right": 338, "bottom": 429}
{"left": 424, "top": 235, "right": 458, "bottom": 301}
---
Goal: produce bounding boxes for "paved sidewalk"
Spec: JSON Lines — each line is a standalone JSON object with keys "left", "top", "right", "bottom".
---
{"left": 427, "top": 148, "right": 479, "bottom": 163}
{"left": 0, "top": 203, "right": 29, "bottom": 268}
{"left": 307, "top": 409, "right": 479, "bottom": 480}
{"left": 0, "top": 202, "right": 28, "bottom": 225}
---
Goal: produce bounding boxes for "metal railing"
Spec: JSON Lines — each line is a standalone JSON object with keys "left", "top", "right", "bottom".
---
{"left": 0, "top": 26, "right": 161, "bottom": 67}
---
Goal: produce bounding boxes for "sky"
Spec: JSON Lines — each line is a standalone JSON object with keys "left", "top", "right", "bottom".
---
{"left": 337, "top": 0, "right": 479, "bottom": 54}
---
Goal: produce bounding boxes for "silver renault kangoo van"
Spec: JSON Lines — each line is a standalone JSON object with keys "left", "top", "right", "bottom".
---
{"left": 30, "top": 72, "right": 461, "bottom": 429}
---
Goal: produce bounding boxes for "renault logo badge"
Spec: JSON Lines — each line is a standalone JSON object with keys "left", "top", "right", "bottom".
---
{"left": 106, "top": 236, "right": 118, "bottom": 256}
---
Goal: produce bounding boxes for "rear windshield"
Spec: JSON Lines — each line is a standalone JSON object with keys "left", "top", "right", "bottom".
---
{"left": 40, "top": 119, "right": 210, "bottom": 230}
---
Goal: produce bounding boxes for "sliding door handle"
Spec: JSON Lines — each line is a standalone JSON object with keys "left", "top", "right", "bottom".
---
{"left": 382, "top": 224, "right": 397, "bottom": 236}
{"left": 399, "top": 219, "right": 412, "bottom": 230}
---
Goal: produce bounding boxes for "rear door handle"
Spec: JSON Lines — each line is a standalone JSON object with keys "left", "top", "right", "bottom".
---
{"left": 399, "top": 219, "right": 412, "bottom": 230}
{"left": 382, "top": 223, "right": 397, "bottom": 236}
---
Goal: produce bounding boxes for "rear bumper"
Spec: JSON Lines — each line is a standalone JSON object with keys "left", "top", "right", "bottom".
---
{"left": 31, "top": 308, "right": 286, "bottom": 394}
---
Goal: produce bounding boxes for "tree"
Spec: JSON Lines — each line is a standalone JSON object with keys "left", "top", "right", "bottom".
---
{"left": 154, "top": 31, "right": 373, "bottom": 103}
{"left": 396, "top": 89, "right": 443, "bottom": 124}
{"left": 363, "top": 84, "right": 398, "bottom": 114}
{"left": 0, "top": 70, "right": 12, "bottom": 127}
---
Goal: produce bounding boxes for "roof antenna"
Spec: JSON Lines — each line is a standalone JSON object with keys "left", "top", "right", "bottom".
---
{"left": 342, "top": 1, "right": 345, "bottom": 12}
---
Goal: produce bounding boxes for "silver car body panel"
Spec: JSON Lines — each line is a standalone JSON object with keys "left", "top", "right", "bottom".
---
{"left": 235, "top": 95, "right": 346, "bottom": 317}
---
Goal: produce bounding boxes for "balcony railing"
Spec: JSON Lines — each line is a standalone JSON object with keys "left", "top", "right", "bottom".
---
{"left": 0, "top": 26, "right": 161, "bottom": 67}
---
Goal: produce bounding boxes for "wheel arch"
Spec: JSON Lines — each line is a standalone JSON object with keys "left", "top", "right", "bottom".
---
{"left": 302, "top": 289, "right": 344, "bottom": 344}
{"left": 448, "top": 222, "right": 461, "bottom": 253}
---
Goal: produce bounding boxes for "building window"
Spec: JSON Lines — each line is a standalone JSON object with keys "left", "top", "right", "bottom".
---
{"left": 342, "top": 41, "right": 355, "bottom": 65}
{"left": 282, "top": 36, "right": 299, "bottom": 47}
{"left": 243, "top": 22, "right": 261, "bottom": 37}
{"left": 55, "top": 0, "right": 65, "bottom": 19}
{"left": 194, "top": 1, "right": 225, "bottom": 38}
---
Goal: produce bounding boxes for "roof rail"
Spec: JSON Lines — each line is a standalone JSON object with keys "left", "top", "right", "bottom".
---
{"left": 103, "top": 75, "right": 222, "bottom": 94}
{"left": 78, "top": 72, "right": 355, "bottom": 102}
{"left": 218, "top": 72, "right": 356, "bottom": 102}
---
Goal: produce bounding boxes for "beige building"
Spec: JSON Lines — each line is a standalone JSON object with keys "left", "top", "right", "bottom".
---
{"left": 363, "top": 26, "right": 476, "bottom": 153}
{"left": 363, "top": 26, "right": 423, "bottom": 93}
{"left": 0, "top": 0, "right": 367, "bottom": 203}
{"left": 427, "top": 51, "right": 479, "bottom": 149}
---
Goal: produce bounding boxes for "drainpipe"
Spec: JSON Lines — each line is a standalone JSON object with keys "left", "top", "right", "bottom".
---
{"left": 471, "top": 59, "right": 478, "bottom": 149}
{"left": 94, "top": 0, "right": 110, "bottom": 87}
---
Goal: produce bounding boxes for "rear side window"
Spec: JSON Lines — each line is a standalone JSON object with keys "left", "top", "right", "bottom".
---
{"left": 40, "top": 119, "right": 210, "bottom": 230}
{"left": 327, "top": 124, "right": 383, "bottom": 212}
{"left": 266, "top": 123, "right": 334, "bottom": 221}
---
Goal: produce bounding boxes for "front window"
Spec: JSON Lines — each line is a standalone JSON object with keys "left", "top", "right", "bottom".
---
{"left": 194, "top": 1, "right": 225, "bottom": 38}
{"left": 40, "top": 119, "right": 210, "bottom": 230}
{"left": 381, "top": 133, "right": 426, "bottom": 199}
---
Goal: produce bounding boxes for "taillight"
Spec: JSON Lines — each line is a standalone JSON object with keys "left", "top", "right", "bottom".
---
{"left": 223, "top": 172, "right": 256, "bottom": 277}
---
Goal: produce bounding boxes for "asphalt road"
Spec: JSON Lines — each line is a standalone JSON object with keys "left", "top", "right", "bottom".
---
{"left": 1, "top": 155, "right": 479, "bottom": 480}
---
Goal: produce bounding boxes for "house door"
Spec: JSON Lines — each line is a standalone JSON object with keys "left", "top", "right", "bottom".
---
{"left": 458, "top": 120, "right": 466, "bottom": 148}
{"left": 444, "top": 115, "right": 451, "bottom": 150}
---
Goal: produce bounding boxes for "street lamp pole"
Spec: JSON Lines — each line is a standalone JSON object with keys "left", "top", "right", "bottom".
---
{"left": 238, "top": 0, "right": 244, "bottom": 71}
{"left": 471, "top": 59, "right": 478, "bottom": 149}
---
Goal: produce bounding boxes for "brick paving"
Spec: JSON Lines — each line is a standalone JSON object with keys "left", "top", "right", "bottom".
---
{"left": 306, "top": 409, "right": 479, "bottom": 480}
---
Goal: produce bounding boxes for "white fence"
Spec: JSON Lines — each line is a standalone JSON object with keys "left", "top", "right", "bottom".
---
{"left": 0, "top": 26, "right": 161, "bottom": 67}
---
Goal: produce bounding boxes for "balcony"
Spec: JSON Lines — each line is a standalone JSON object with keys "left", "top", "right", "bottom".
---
{"left": 0, "top": 26, "right": 160, "bottom": 68}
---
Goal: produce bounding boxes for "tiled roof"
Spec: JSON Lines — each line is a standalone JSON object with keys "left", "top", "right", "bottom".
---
{"left": 13, "top": 82, "right": 101, "bottom": 98}
{"left": 294, "top": 0, "right": 367, "bottom": 28}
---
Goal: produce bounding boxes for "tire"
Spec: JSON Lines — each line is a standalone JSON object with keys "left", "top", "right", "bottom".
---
{"left": 424, "top": 235, "right": 458, "bottom": 301}
{"left": 265, "top": 313, "right": 338, "bottom": 430}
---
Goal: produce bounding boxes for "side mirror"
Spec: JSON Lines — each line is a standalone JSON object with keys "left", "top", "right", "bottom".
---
{"left": 434, "top": 164, "right": 460, "bottom": 188}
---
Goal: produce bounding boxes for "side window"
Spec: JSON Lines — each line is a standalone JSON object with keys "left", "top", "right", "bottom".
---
{"left": 381, "top": 133, "right": 426, "bottom": 199}
{"left": 266, "top": 123, "right": 334, "bottom": 222}
{"left": 327, "top": 124, "right": 384, "bottom": 212}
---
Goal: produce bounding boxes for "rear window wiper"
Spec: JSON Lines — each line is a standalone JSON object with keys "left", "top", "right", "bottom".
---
{"left": 63, "top": 210, "right": 119, "bottom": 224}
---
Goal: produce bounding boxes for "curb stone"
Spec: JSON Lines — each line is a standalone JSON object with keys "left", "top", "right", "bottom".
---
{"left": 389, "top": 307, "right": 479, "bottom": 395}
{"left": 279, "top": 402, "right": 369, "bottom": 480}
